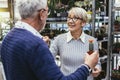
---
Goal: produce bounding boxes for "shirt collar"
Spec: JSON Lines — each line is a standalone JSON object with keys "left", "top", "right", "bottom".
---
{"left": 67, "top": 31, "right": 86, "bottom": 43}
{"left": 15, "top": 21, "right": 43, "bottom": 38}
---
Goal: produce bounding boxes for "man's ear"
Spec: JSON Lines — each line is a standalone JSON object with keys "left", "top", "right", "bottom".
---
{"left": 38, "top": 10, "right": 44, "bottom": 20}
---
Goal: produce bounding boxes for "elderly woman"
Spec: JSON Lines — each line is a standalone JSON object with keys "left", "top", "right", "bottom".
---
{"left": 50, "top": 7, "right": 101, "bottom": 80}
{"left": 1, "top": 0, "right": 99, "bottom": 80}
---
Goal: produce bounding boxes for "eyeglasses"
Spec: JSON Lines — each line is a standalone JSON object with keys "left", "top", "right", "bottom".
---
{"left": 38, "top": 8, "right": 50, "bottom": 15}
{"left": 67, "top": 17, "right": 83, "bottom": 22}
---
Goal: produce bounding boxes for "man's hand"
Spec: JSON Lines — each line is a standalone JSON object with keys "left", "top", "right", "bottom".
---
{"left": 84, "top": 50, "right": 99, "bottom": 69}
{"left": 92, "top": 67, "right": 101, "bottom": 77}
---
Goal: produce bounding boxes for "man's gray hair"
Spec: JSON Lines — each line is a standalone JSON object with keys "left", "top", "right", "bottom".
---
{"left": 16, "top": 0, "right": 47, "bottom": 19}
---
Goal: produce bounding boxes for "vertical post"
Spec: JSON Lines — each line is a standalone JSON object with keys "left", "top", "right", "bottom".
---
{"left": 104, "top": 0, "right": 106, "bottom": 25}
{"left": 11, "top": 0, "right": 15, "bottom": 24}
{"left": 105, "top": 0, "right": 115, "bottom": 80}
{"left": 8, "top": 0, "right": 14, "bottom": 28}
{"left": 91, "top": 0, "right": 95, "bottom": 37}
{"left": 104, "top": 0, "right": 106, "bottom": 16}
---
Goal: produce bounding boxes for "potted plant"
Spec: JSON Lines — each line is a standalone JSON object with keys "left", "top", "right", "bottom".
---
{"left": 113, "top": 42, "right": 120, "bottom": 53}
{"left": 111, "top": 69, "right": 120, "bottom": 80}
{"left": 95, "top": 26, "right": 107, "bottom": 40}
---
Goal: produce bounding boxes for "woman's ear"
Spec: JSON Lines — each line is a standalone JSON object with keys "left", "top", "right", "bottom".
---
{"left": 81, "top": 21, "right": 86, "bottom": 27}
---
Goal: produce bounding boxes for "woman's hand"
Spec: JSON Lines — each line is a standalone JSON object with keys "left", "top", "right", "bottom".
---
{"left": 43, "top": 36, "right": 50, "bottom": 46}
{"left": 92, "top": 67, "right": 101, "bottom": 77}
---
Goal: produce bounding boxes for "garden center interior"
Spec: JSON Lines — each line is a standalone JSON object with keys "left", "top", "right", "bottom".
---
{"left": 0, "top": 0, "right": 120, "bottom": 80}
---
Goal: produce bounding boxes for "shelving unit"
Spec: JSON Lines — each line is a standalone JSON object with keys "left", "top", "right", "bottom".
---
{"left": 0, "top": 0, "right": 14, "bottom": 40}
{"left": 105, "top": 0, "right": 120, "bottom": 80}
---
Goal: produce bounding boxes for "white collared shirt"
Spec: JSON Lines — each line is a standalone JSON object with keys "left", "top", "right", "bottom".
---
{"left": 67, "top": 31, "right": 85, "bottom": 43}
{"left": 15, "top": 21, "right": 43, "bottom": 38}
{"left": 50, "top": 31, "right": 100, "bottom": 80}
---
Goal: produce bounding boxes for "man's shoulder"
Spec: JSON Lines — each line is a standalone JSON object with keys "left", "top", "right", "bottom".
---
{"left": 6, "top": 28, "right": 43, "bottom": 46}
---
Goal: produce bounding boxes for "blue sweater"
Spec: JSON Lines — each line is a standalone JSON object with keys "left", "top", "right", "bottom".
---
{"left": 1, "top": 28, "right": 89, "bottom": 80}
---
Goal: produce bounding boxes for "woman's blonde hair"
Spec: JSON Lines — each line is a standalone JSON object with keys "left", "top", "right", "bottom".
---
{"left": 68, "top": 7, "right": 88, "bottom": 22}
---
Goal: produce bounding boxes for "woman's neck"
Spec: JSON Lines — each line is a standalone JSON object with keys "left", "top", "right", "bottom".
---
{"left": 71, "top": 30, "right": 82, "bottom": 39}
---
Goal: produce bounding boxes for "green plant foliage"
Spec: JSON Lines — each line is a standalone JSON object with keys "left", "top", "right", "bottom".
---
{"left": 95, "top": 26, "right": 107, "bottom": 40}
{"left": 113, "top": 42, "right": 120, "bottom": 53}
{"left": 96, "top": 0, "right": 101, "bottom": 10}
{"left": 111, "top": 69, "right": 120, "bottom": 79}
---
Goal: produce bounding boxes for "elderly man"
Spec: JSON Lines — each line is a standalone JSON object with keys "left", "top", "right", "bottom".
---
{"left": 1, "top": 0, "right": 99, "bottom": 80}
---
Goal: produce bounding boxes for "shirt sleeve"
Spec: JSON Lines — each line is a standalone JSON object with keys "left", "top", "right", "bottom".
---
{"left": 49, "top": 37, "right": 59, "bottom": 59}
{"left": 94, "top": 38, "right": 102, "bottom": 70}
